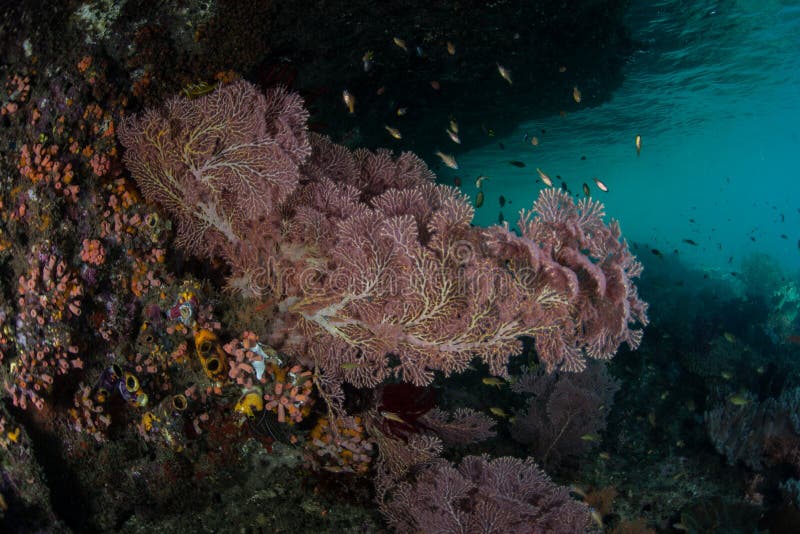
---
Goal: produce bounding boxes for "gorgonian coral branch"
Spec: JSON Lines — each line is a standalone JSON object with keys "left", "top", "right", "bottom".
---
{"left": 120, "top": 80, "right": 648, "bottom": 399}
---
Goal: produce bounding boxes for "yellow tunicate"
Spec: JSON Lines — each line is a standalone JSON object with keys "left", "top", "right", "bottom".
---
{"left": 194, "top": 329, "right": 217, "bottom": 357}
{"left": 234, "top": 391, "right": 264, "bottom": 418}
{"left": 7, "top": 427, "right": 21, "bottom": 443}
{"left": 124, "top": 372, "right": 140, "bottom": 393}
{"left": 141, "top": 412, "right": 159, "bottom": 432}
{"left": 194, "top": 329, "right": 227, "bottom": 380}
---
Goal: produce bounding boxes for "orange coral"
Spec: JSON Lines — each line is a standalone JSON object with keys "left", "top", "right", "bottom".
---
{"left": 1, "top": 73, "right": 30, "bottom": 116}
{"left": 308, "top": 416, "right": 373, "bottom": 474}
{"left": 17, "top": 144, "right": 79, "bottom": 201}
{"left": 77, "top": 55, "right": 93, "bottom": 73}
{"left": 80, "top": 239, "right": 106, "bottom": 265}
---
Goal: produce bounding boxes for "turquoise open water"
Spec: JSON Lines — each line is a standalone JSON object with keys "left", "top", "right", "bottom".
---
{"left": 455, "top": 0, "right": 800, "bottom": 276}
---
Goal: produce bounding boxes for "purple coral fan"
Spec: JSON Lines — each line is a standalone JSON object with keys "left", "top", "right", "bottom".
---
{"left": 379, "top": 454, "right": 591, "bottom": 533}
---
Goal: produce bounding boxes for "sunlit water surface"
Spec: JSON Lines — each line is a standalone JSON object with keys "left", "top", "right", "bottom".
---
{"left": 455, "top": 0, "right": 800, "bottom": 276}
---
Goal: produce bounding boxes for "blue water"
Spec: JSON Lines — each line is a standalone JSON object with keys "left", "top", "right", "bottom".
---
{"left": 453, "top": 0, "right": 800, "bottom": 276}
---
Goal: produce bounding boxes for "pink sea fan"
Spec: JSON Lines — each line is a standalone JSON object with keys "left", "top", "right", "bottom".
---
{"left": 483, "top": 188, "right": 649, "bottom": 372}
{"left": 118, "top": 80, "right": 307, "bottom": 258}
{"left": 511, "top": 362, "right": 620, "bottom": 469}
{"left": 421, "top": 407, "right": 497, "bottom": 446}
{"left": 520, "top": 189, "right": 648, "bottom": 363}
{"left": 380, "top": 454, "right": 591, "bottom": 534}
{"left": 120, "top": 81, "right": 647, "bottom": 404}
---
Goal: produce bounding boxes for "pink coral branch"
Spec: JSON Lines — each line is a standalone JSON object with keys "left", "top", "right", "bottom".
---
{"left": 120, "top": 81, "right": 648, "bottom": 402}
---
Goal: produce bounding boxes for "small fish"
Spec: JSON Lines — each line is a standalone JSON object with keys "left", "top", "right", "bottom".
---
{"left": 728, "top": 393, "right": 751, "bottom": 406}
{"left": 446, "top": 129, "right": 461, "bottom": 144}
{"left": 489, "top": 407, "right": 508, "bottom": 418}
{"left": 362, "top": 50, "right": 374, "bottom": 72}
{"left": 496, "top": 63, "right": 513, "bottom": 84}
{"left": 182, "top": 81, "right": 217, "bottom": 99}
{"left": 509, "top": 160, "right": 526, "bottom": 168}
{"left": 651, "top": 248, "right": 663, "bottom": 257}
{"left": 396, "top": 107, "right": 408, "bottom": 116}
{"left": 475, "top": 175, "right": 489, "bottom": 189}
{"left": 572, "top": 86, "right": 582, "bottom": 103}
{"left": 430, "top": 80, "right": 441, "bottom": 90}
{"left": 569, "top": 485, "right": 588, "bottom": 499}
{"left": 342, "top": 90, "right": 355, "bottom": 114}
{"left": 723, "top": 332, "right": 736, "bottom": 343}
{"left": 322, "top": 465, "right": 348, "bottom": 474}
{"left": 475, "top": 190, "right": 484, "bottom": 208}
{"left": 415, "top": 46, "right": 424, "bottom": 57}
{"left": 446, "top": 41, "right": 456, "bottom": 55}
{"left": 498, "top": 211, "right": 504, "bottom": 224}
{"left": 381, "top": 410, "right": 406, "bottom": 423}
{"left": 598, "top": 452, "right": 611, "bottom": 460}
{"left": 682, "top": 238, "right": 698, "bottom": 246}
{"left": 559, "top": 66, "right": 567, "bottom": 73}
{"left": 434, "top": 150, "right": 458, "bottom": 169}
{"left": 530, "top": 136, "right": 539, "bottom": 146}
{"left": 453, "top": 176, "right": 462, "bottom": 187}
{"left": 498, "top": 142, "right": 505, "bottom": 149}
{"left": 756, "top": 366, "right": 765, "bottom": 374}
{"left": 536, "top": 168, "right": 553, "bottom": 187}
{"left": 635, "top": 134, "right": 642, "bottom": 155}
{"left": 523, "top": 133, "right": 529, "bottom": 143}
{"left": 499, "top": 195, "right": 506, "bottom": 207}
{"left": 580, "top": 433, "right": 600, "bottom": 442}
{"left": 590, "top": 510, "right": 604, "bottom": 528}
{"left": 686, "top": 399, "right": 696, "bottom": 411}
{"left": 647, "top": 412, "right": 656, "bottom": 427}
{"left": 482, "top": 377, "right": 505, "bottom": 388}
{"left": 393, "top": 37, "right": 408, "bottom": 51}
{"left": 384, "top": 125, "right": 402, "bottom": 140}
{"left": 376, "top": 86, "right": 386, "bottom": 95}
{"left": 593, "top": 177, "right": 609, "bottom": 192}
{"left": 449, "top": 119, "right": 459, "bottom": 133}
{"left": 582, "top": 182, "right": 591, "bottom": 196}
{"left": 721, "top": 370, "right": 733, "bottom": 380}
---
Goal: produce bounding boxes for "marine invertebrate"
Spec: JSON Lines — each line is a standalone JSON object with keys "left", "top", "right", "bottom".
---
{"left": 705, "top": 386, "right": 800, "bottom": 472}
{"left": 3, "top": 247, "right": 83, "bottom": 410}
{"left": 511, "top": 363, "right": 619, "bottom": 469}
{"left": 120, "top": 80, "right": 647, "bottom": 414}
{"left": 379, "top": 455, "right": 591, "bottom": 533}
{"left": 1, "top": 73, "right": 30, "bottom": 116}
{"left": 139, "top": 393, "right": 190, "bottom": 451}
{"left": 17, "top": 143, "right": 80, "bottom": 202}
{"left": 80, "top": 238, "right": 106, "bottom": 265}
{"left": 308, "top": 415, "right": 374, "bottom": 474}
